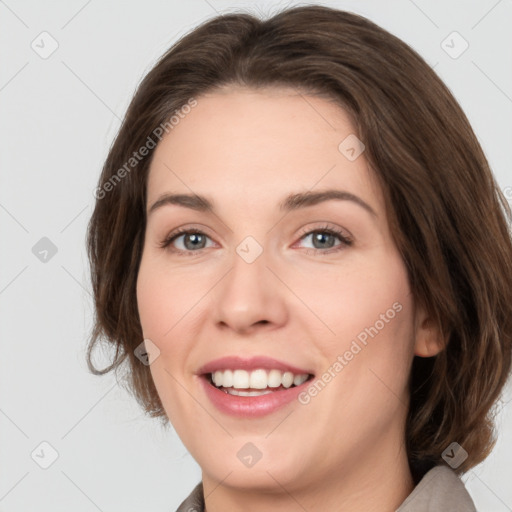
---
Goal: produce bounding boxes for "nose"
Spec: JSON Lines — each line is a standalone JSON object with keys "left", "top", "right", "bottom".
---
{"left": 211, "top": 248, "right": 289, "bottom": 334}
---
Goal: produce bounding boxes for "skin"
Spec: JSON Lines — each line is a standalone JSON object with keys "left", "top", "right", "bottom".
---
{"left": 136, "top": 86, "right": 443, "bottom": 512}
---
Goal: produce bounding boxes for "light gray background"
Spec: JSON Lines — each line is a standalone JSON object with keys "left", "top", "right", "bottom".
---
{"left": 1, "top": 0, "right": 511, "bottom": 510}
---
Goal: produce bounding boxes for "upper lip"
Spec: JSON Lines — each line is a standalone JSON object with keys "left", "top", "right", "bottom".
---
{"left": 197, "top": 356, "right": 314, "bottom": 376}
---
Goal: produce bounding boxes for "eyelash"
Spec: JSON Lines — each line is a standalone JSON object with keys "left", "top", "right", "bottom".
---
{"left": 158, "top": 224, "right": 353, "bottom": 257}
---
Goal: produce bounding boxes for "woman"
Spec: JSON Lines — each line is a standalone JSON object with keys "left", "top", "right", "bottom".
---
{"left": 86, "top": 5, "right": 512, "bottom": 511}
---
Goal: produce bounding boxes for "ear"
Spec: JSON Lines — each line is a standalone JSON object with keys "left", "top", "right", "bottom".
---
{"left": 413, "top": 303, "right": 445, "bottom": 357}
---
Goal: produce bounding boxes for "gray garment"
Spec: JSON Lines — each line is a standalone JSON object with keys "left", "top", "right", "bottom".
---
{"left": 176, "top": 465, "right": 476, "bottom": 511}
{"left": 397, "top": 465, "right": 476, "bottom": 512}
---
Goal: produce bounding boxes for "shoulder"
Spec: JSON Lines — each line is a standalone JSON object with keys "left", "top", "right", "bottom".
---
{"left": 397, "top": 465, "right": 476, "bottom": 512}
{"left": 175, "top": 481, "right": 205, "bottom": 512}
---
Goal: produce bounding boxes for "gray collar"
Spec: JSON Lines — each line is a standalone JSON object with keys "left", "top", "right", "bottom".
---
{"left": 397, "top": 465, "right": 476, "bottom": 511}
{"left": 176, "top": 465, "right": 476, "bottom": 511}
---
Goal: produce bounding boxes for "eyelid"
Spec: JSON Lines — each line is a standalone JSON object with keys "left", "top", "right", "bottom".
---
{"left": 295, "top": 222, "right": 353, "bottom": 244}
{"left": 158, "top": 224, "right": 217, "bottom": 250}
{"left": 292, "top": 223, "right": 353, "bottom": 255}
{"left": 159, "top": 222, "right": 353, "bottom": 255}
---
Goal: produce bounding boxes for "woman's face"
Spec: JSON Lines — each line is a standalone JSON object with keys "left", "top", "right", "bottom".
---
{"left": 136, "top": 86, "right": 435, "bottom": 495}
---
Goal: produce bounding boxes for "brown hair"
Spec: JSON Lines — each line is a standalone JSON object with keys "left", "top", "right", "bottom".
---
{"left": 86, "top": 5, "right": 512, "bottom": 479}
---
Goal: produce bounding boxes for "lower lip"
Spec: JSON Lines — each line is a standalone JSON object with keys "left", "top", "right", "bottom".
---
{"left": 199, "top": 375, "right": 312, "bottom": 418}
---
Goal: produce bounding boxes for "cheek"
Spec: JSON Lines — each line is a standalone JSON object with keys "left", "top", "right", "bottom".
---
{"left": 317, "top": 249, "right": 415, "bottom": 380}
{"left": 302, "top": 252, "right": 412, "bottom": 341}
{"left": 136, "top": 253, "right": 212, "bottom": 381}
{"left": 136, "top": 264, "right": 169, "bottom": 339}
{"left": 308, "top": 260, "right": 414, "bottom": 434}
{"left": 137, "top": 258, "right": 198, "bottom": 423}
{"left": 136, "top": 253, "right": 197, "bottom": 339}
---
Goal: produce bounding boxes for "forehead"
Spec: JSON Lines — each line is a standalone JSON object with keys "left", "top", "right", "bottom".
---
{"left": 146, "top": 86, "right": 382, "bottom": 213}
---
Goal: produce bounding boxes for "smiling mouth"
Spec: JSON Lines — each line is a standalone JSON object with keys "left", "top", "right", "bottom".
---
{"left": 203, "top": 370, "right": 315, "bottom": 396}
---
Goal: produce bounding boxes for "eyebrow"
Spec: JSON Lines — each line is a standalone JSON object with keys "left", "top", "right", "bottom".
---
{"left": 148, "top": 189, "right": 377, "bottom": 218}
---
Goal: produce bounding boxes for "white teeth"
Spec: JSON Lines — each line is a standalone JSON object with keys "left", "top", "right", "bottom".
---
{"left": 225, "top": 389, "right": 274, "bottom": 396}
{"left": 249, "top": 369, "right": 268, "bottom": 389}
{"left": 222, "top": 369, "right": 233, "bottom": 387}
{"left": 210, "top": 368, "right": 310, "bottom": 390}
{"left": 293, "top": 374, "right": 308, "bottom": 386}
{"left": 282, "top": 371, "right": 294, "bottom": 388}
{"left": 267, "top": 369, "right": 283, "bottom": 388}
{"left": 213, "top": 370, "right": 223, "bottom": 387}
{"left": 233, "top": 369, "right": 250, "bottom": 388}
